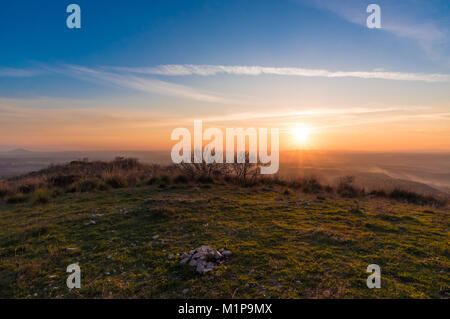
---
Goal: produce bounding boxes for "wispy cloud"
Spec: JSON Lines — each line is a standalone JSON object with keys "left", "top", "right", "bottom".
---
{"left": 295, "top": 0, "right": 448, "bottom": 59}
{"left": 194, "top": 106, "right": 404, "bottom": 123}
{"left": 315, "top": 111, "right": 450, "bottom": 131}
{"left": 52, "top": 65, "right": 229, "bottom": 103}
{"left": 109, "top": 64, "right": 450, "bottom": 82}
{"left": 0, "top": 67, "right": 40, "bottom": 77}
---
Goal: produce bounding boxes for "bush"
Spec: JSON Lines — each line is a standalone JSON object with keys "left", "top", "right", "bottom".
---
{"left": 0, "top": 182, "right": 10, "bottom": 198}
{"left": 17, "top": 184, "right": 35, "bottom": 194}
{"left": 174, "top": 175, "right": 189, "bottom": 184}
{"left": 126, "top": 175, "right": 139, "bottom": 187}
{"left": 196, "top": 175, "right": 214, "bottom": 184}
{"left": 147, "top": 177, "right": 160, "bottom": 185}
{"left": 337, "top": 176, "right": 362, "bottom": 198}
{"left": 6, "top": 193, "right": 27, "bottom": 204}
{"left": 105, "top": 175, "right": 126, "bottom": 189}
{"left": 370, "top": 190, "right": 387, "bottom": 197}
{"left": 76, "top": 179, "right": 98, "bottom": 192}
{"left": 160, "top": 175, "right": 171, "bottom": 184}
{"left": 51, "top": 189, "right": 63, "bottom": 198}
{"left": 33, "top": 189, "right": 50, "bottom": 204}
{"left": 65, "top": 185, "right": 77, "bottom": 193}
{"left": 97, "top": 182, "right": 109, "bottom": 191}
{"left": 223, "top": 175, "right": 234, "bottom": 183}
{"left": 389, "top": 189, "right": 443, "bottom": 206}
{"left": 50, "top": 174, "right": 79, "bottom": 188}
{"left": 300, "top": 176, "right": 323, "bottom": 194}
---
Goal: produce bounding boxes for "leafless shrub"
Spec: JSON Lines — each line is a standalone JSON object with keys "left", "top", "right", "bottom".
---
{"left": 230, "top": 151, "right": 262, "bottom": 186}
{"left": 177, "top": 148, "right": 231, "bottom": 182}
{"left": 336, "top": 176, "right": 364, "bottom": 198}
{"left": 0, "top": 179, "right": 11, "bottom": 198}
{"left": 291, "top": 175, "right": 323, "bottom": 194}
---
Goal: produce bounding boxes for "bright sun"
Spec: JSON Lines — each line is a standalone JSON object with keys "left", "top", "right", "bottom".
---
{"left": 292, "top": 125, "right": 311, "bottom": 143}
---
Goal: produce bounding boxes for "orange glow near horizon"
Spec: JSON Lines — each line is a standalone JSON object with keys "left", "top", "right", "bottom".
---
{"left": 0, "top": 98, "right": 449, "bottom": 152}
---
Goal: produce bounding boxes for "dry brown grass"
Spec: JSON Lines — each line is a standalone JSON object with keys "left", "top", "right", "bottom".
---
{"left": 1, "top": 157, "right": 446, "bottom": 208}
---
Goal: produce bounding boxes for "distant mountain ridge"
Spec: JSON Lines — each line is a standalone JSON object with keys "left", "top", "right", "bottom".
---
{"left": 5, "top": 148, "right": 33, "bottom": 154}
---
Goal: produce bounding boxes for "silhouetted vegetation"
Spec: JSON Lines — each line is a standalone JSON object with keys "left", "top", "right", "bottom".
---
{"left": 337, "top": 176, "right": 364, "bottom": 198}
{"left": 0, "top": 158, "right": 446, "bottom": 207}
{"left": 371, "top": 188, "right": 446, "bottom": 207}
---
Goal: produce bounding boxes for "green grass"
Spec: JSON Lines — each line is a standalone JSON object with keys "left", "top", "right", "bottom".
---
{"left": 0, "top": 184, "right": 448, "bottom": 298}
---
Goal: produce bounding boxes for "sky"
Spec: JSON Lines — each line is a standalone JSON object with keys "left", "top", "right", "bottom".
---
{"left": 0, "top": 0, "right": 449, "bottom": 151}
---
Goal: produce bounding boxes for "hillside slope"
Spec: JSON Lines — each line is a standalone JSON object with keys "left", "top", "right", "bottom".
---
{"left": 0, "top": 184, "right": 448, "bottom": 298}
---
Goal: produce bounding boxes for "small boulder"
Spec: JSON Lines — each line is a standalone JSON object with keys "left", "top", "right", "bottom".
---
{"left": 189, "top": 259, "right": 198, "bottom": 267}
{"left": 222, "top": 250, "right": 232, "bottom": 257}
{"left": 180, "top": 245, "right": 232, "bottom": 274}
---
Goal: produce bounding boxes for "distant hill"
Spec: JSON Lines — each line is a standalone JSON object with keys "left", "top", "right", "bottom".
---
{"left": 5, "top": 148, "right": 33, "bottom": 155}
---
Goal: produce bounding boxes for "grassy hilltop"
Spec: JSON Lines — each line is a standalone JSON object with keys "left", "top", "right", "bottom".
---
{"left": 0, "top": 159, "right": 448, "bottom": 298}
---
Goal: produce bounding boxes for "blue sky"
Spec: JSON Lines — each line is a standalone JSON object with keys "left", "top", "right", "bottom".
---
{"left": 0, "top": 0, "right": 449, "bottom": 151}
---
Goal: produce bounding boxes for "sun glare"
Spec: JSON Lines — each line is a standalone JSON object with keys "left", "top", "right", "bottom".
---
{"left": 292, "top": 125, "right": 311, "bottom": 143}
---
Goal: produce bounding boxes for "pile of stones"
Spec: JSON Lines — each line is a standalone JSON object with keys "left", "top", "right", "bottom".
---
{"left": 180, "top": 245, "right": 232, "bottom": 274}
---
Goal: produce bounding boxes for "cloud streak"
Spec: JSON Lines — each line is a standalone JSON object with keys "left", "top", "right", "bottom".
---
{"left": 295, "top": 0, "right": 448, "bottom": 59}
{"left": 110, "top": 64, "right": 450, "bottom": 82}
{"left": 0, "top": 67, "right": 41, "bottom": 77}
{"left": 53, "top": 65, "right": 229, "bottom": 103}
{"left": 193, "top": 107, "right": 404, "bottom": 123}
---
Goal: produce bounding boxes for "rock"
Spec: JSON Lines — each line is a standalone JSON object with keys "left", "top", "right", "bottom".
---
{"left": 193, "top": 252, "right": 203, "bottom": 259}
{"left": 197, "top": 261, "right": 213, "bottom": 274}
{"left": 152, "top": 235, "right": 159, "bottom": 240}
{"left": 181, "top": 253, "right": 190, "bottom": 259}
{"left": 189, "top": 259, "right": 198, "bottom": 267}
{"left": 222, "top": 250, "right": 232, "bottom": 257}
{"left": 182, "top": 288, "right": 189, "bottom": 295}
{"left": 181, "top": 245, "right": 231, "bottom": 274}
{"left": 89, "top": 220, "right": 96, "bottom": 225}
{"left": 196, "top": 262, "right": 205, "bottom": 273}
